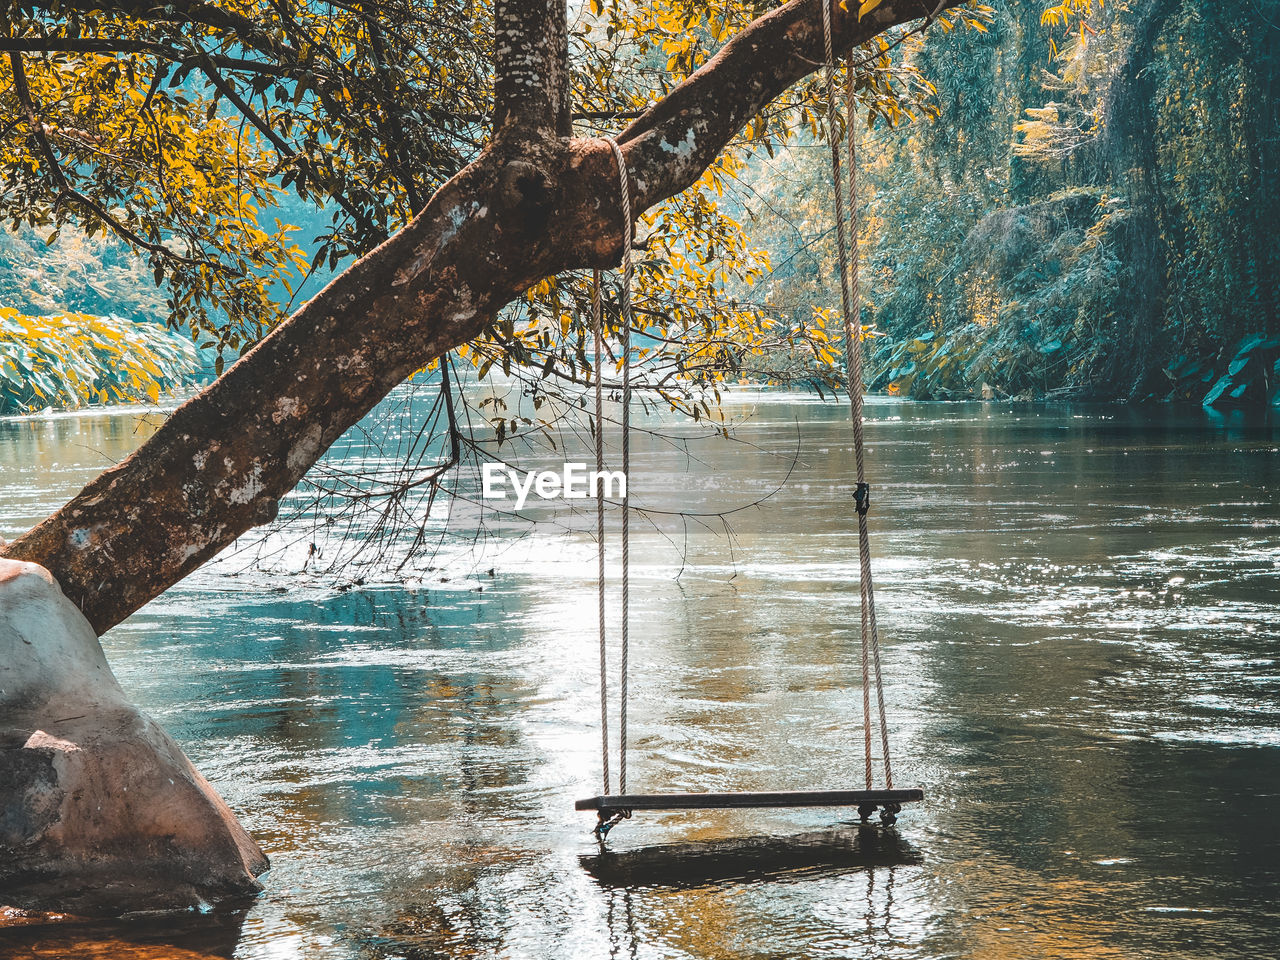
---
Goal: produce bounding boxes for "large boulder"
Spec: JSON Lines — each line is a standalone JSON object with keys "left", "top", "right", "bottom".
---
{"left": 0, "top": 559, "right": 268, "bottom": 915}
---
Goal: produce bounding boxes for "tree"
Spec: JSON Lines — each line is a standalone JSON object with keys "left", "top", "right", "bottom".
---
{"left": 827, "top": 0, "right": 1279, "bottom": 402}
{"left": 0, "top": 0, "right": 966, "bottom": 634}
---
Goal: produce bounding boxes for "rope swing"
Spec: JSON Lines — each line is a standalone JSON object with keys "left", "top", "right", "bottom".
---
{"left": 577, "top": 16, "right": 922, "bottom": 835}
{"left": 820, "top": 0, "right": 894, "bottom": 794}
{"left": 593, "top": 137, "right": 636, "bottom": 810}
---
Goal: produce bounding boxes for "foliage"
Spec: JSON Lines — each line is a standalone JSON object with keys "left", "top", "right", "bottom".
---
{"left": 1195, "top": 334, "right": 1280, "bottom": 408}
{"left": 866, "top": 188, "right": 1135, "bottom": 398}
{"left": 2, "top": 0, "right": 1273, "bottom": 413}
{"left": 0, "top": 307, "right": 200, "bottom": 414}
{"left": 739, "top": 0, "right": 1280, "bottom": 404}
{"left": 0, "top": 226, "right": 167, "bottom": 321}
{"left": 0, "top": 45, "right": 310, "bottom": 363}
{"left": 0, "top": 0, "right": 490, "bottom": 368}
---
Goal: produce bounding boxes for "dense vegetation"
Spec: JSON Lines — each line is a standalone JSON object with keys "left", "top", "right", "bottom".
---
{"left": 1, "top": 0, "right": 1275, "bottom": 413}
{"left": 742, "top": 0, "right": 1280, "bottom": 404}
{"left": 0, "top": 228, "right": 200, "bottom": 413}
{"left": 0, "top": 306, "right": 198, "bottom": 414}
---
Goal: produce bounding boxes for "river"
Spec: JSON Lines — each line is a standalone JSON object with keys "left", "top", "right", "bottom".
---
{"left": 1, "top": 390, "right": 1277, "bottom": 959}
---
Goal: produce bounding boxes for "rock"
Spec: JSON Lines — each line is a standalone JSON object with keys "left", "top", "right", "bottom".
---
{"left": 0, "top": 559, "right": 268, "bottom": 916}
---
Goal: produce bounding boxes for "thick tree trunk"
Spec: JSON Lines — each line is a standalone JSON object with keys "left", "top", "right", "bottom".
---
{"left": 493, "top": 0, "right": 573, "bottom": 139}
{"left": 2, "top": 0, "right": 957, "bottom": 634}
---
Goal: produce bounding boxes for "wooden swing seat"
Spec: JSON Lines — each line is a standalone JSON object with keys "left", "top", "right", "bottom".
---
{"left": 576, "top": 788, "right": 923, "bottom": 815}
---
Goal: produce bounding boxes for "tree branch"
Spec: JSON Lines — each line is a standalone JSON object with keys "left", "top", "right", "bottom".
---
{"left": 0, "top": 37, "right": 301, "bottom": 78}
{"left": 6, "top": 51, "right": 198, "bottom": 264}
{"left": 615, "top": 0, "right": 962, "bottom": 211}
{"left": 29, "top": 0, "right": 303, "bottom": 65}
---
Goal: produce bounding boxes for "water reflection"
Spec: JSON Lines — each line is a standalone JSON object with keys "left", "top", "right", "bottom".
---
{"left": 2, "top": 394, "right": 1277, "bottom": 959}
{"left": 0, "top": 904, "right": 251, "bottom": 959}
{"left": 0, "top": 405, "right": 170, "bottom": 538}
{"left": 580, "top": 826, "right": 921, "bottom": 889}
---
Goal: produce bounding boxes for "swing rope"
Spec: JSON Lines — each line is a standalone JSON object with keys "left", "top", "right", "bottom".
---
{"left": 592, "top": 268, "right": 610, "bottom": 797}
{"left": 590, "top": 35, "right": 900, "bottom": 812}
{"left": 820, "top": 0, "right": 893, "bottom": 790}
{"left": 599, "top": 137, "right": 634, "bottom": 796}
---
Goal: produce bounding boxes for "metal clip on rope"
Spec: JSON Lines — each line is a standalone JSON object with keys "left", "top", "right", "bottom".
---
{"left": 854, "top": 482, "right": 870, "bottom": 516}
{"left": 594, "top": 808, "right": 631, "bottom": 842}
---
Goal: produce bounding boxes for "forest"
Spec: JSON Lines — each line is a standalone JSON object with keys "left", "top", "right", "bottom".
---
{"left": 2, "top": 0, "right": 1276, "bottom": 417}
{"left": 743, "top": 0, "right": 1280, "bottom": 404}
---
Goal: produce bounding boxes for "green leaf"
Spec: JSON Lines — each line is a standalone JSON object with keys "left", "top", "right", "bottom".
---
{"left": 1201, "top": 374, "right": 1234, "bottom": 408}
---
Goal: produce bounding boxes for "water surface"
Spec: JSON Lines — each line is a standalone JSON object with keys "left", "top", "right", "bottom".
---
{"left": 2, "top": 393, "right": 1277, "bottom": 959}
